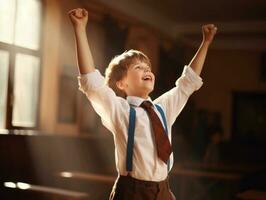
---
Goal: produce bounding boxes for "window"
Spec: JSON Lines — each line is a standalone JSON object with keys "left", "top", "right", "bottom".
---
{"left": 0, "top": 50, "right": 9, "bottom": 128}
{"left": 0, "top": 0, "right": 42, "bottom": 129}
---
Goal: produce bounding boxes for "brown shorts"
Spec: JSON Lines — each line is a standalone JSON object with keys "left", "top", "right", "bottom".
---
{"left": 109, "top": 174, "right": 176, "bottom": 200}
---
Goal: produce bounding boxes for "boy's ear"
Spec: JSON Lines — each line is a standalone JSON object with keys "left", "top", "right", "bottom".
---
{"left": 116, "top": 80, "right": 125, "bottom": 90}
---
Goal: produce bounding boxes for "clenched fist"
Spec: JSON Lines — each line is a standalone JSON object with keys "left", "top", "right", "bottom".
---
{"left": 68, "top": 8, "right": 88, "bottom": 29}
{"left": 202, "top": 24, "right": 217, "bottom": 45}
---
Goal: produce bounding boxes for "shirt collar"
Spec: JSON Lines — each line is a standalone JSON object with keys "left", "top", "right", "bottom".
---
{"left": 126, "top": 96, "right": 154, "bottom": 107}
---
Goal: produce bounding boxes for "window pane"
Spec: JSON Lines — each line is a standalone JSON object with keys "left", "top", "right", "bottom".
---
{"left": 0, "top": 0, "right": 16, "bottom": 44}
{"left": 0, "top": 50, "right": 9, "bottom": 128}
{"left": 14, "top": 0, "right": 41, "bottom": 50}
{"left": 12, "top": 53, "right": 40, "bottom": 127}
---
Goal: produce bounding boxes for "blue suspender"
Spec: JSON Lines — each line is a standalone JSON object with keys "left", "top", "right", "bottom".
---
{"left": 126, "top": 107, "right": 136, "bottom": 172}
{"left": 126, "top": 104, "right": 171, "bottom": 172}
{"left": 155, "top": 104, "right": 168, "bottom": 134}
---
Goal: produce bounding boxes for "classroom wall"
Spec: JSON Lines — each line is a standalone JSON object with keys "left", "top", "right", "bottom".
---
{"left": 187, "top": 48, "right": 266, "bottom": 139}
{"left": 39, "top": 0, "right": 62, "bottom": 134}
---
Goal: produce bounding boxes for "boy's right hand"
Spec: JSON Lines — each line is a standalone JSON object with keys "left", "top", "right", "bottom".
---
{"left": 68, "top": 8, "right": 88, "bottom": 30}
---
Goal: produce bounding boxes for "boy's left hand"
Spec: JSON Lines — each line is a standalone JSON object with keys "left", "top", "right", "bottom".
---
{"left": 202, "top": 24, "right": 217, "bottom": 45}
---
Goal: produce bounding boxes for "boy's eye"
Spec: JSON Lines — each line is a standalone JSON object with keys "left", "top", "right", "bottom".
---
{"left": 134, "top": 65, "right": 151, "bottom": 71}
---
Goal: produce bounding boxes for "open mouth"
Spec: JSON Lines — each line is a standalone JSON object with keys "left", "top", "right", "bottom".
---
{"left": 142, "top": 75, "right": 152, "bottom": 81}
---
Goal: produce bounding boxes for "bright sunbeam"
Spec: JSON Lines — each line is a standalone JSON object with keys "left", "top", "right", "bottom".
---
{"left": 17, "top": 182, "right": 31, "bottom": 190}
{"left": 3, "top": 182, "right": 16, "bottom": 188}
{"left": 60, "top": 171, "right": 73, "bottom": 178}
{"left": 3, "top": 181, "right": 31, "bottom": 190}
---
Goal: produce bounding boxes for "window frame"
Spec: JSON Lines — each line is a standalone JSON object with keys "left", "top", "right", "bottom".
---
{"left": 0, "top": 0, "right": 44, "bottom": 130}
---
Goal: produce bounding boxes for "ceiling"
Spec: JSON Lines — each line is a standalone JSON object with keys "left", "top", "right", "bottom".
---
{"left": 89, "top": 0, "right": 266, "bottom": 50}
{"left": 137, "top": 0, "right": 266, "bottom": 23}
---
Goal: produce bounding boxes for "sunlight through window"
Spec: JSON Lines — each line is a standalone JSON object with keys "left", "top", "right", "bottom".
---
{"left": 14, "top": 0, "right": 42, "bottom": 50}
{"left": 0, "top": 50, "right": 9, "bottom": 128}
{"left": 0, "top": 0, "right": 16, "bottom": 44}
{"left": 12, "top": 54, "right": 40, "bottom": 127}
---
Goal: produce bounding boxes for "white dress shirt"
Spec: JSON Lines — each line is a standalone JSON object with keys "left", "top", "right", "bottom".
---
{"left": 77, "top": 65, "right": 203, "bottom": 181}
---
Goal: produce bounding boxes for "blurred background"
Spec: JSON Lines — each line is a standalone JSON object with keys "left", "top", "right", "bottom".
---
{"left": 0, "top": 0, "right": 266, "bottom": 199}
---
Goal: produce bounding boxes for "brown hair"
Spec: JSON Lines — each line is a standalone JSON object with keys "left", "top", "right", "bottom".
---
{"left": 105, "top": 49, "right": 151, "bottom": 98}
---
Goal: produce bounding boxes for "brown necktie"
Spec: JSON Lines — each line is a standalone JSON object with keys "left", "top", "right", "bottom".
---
{"left": 140, "top": 101, "right": 172, "bottom": 164}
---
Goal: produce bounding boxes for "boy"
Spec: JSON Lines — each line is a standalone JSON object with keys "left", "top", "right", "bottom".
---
{"left": 68, "top": 8, "right": 217, "bottom": 200}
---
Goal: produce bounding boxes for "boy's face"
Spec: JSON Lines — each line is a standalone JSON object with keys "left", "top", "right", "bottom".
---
{"left": 117, "top": 60, "right": 155, "bottom": 99}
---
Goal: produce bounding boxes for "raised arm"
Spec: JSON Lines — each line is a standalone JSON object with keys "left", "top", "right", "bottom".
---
{"left": 188, "top": 24, "right": 217, "bottom": 76}
{"left": 68, "top": 8, "right": 95, "bottom": 74}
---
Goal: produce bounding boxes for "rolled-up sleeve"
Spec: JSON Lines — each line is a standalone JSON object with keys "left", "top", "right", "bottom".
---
{"left": 77, "top": 70, "right": 129, "bottom": 134}
{"left": 154, "top": 65, "right": 203, "bottom": 126}
{"left": 78, "top": 70, "right": 105, "bottom": 93}
{"left": 175, "top": 65, "right": 203, "bottom": 96}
